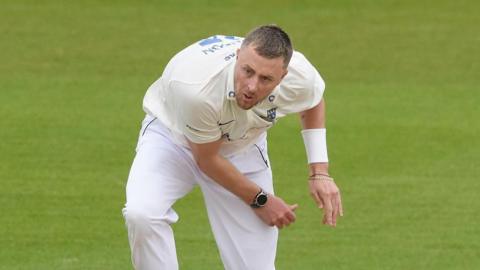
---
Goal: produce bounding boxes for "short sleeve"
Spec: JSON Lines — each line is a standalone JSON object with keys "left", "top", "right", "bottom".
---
{"left": 274, "top": 52, "right": 325, "bottom": 116}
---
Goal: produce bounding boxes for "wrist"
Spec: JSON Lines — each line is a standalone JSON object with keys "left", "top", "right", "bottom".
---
{"left": 240, "top": 185, "right": 263, "bottom": 205}
{"left": 250, "top": 188, "right": 268, "bottom": 208}
{"left": 308, "top": 162, "right": 329, "bottom": 176}
{"left": 309, "top": 174, "right": 334, "bottom": 182}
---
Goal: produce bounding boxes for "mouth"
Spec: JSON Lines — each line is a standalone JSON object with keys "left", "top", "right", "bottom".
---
{"left": 243, "top": 93, "right": 253, "bottom": 101}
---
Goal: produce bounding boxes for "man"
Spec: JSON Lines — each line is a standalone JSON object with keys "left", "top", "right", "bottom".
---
{"left": 122, "top": 25, "right": 343, "bottom": 270}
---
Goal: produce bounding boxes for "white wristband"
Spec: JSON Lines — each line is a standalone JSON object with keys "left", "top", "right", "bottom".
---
{"left": 301, "top": 129, "right": 328, "bottom": 163}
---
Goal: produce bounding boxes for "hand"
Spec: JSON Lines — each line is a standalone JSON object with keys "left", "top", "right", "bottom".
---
{"left": 309, "top": 177, "right": 343, "bottom": 227}
{"left": 253, "top": 195, "right": 298, "bottom": 229}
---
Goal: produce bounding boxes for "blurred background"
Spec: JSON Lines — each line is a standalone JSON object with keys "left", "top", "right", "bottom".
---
{"left": 0, "top": 0, "right": 478, "bottom": 269}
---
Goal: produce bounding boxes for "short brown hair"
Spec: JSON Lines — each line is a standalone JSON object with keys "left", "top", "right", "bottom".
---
{"left": 242, "top": 25, "right": 293, "bottom": 68}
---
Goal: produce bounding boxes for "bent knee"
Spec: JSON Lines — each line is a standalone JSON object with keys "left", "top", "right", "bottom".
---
{"left": 123, "top": 206, "right": 179, "bottom": 235}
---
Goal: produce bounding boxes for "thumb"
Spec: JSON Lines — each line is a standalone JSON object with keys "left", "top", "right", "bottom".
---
{"left": 290, "top": 204, "right": 299, "bottom": 211}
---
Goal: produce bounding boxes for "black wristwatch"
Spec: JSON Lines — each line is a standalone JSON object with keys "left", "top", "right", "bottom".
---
{"left": 250, "top": 189, "right": 268, "bottom": 208}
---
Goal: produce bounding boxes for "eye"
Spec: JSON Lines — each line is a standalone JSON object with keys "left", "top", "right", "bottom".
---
{"left": 260, "top": 76, "right": 272, "bottom": 83}
{"left": 243, "top": 67, "right": 254, "bottom": 76}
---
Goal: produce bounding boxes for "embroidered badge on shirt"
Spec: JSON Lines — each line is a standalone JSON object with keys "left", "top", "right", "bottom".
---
{"left": 266, "top": 108, "right": 277, "bottom": 122}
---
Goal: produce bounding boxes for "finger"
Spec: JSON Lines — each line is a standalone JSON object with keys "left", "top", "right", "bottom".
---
{"left": 332, "top": 195, "right": 339, "bottom": 226}
{"left": 272, "top": 217, "right": 280, "bottom": 228}
{"left": 285, "top": 210, "right": 296, "bottom": 223}
{"left": 318, "top": 199, "right": 324, "bottom": 209}
{"left": 284, "top": 219, "right": 293, "bottom": 227}
{"left": 338, "top": 193, "right": 344, "bottom": 217}
{"left": 323, "top": 197, "right": 334, "bottom": 226}
{"left": 290, "top": 204, "right": 299, "bottom": 211}
{"left": 281, "top": 217, "right": 292, "bottom": 227}
{"left": 310, "top": 191, "right": 323, "bottom": 208}
{"left": 278, "top": 217, "right": 290, "bottom": 229}
{"left": 274, "top": 216, "right": 285, "bottom": 229}
{"left": 333, "top": 190, "right": 342, "bottom": 225}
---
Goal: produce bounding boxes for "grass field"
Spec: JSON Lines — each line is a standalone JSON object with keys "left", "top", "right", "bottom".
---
{"left": 1, "top": 0, "right": 479, "bottom": 269}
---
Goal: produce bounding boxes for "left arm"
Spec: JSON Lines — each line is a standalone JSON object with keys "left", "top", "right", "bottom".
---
{"left": 299, "top": 98, "right": 329, "bottom": 175}
{"left": 299, "top": 99, "right": 343, "bottom": 227}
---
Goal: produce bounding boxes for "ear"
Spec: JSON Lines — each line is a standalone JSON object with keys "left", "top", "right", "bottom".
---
{"left": 236, "top": 48, "right": 240, "bottom": 59}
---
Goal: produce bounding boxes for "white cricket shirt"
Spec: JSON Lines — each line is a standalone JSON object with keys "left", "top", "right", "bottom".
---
{"left": 143, "top": 35, "right": 325, "bottom": 156}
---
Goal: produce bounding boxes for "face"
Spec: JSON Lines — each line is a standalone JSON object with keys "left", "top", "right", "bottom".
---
{"left": 233, "top": 45, "right": 288, "bottom": 110}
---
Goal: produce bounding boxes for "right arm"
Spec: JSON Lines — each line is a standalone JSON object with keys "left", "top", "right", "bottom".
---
{"left": 187, "top": 138, "right": 298, "bottom": 229}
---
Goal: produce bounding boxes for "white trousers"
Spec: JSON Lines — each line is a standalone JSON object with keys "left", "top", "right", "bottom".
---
{"left": 122, "top": 115, "right": 278, "bottom": 270}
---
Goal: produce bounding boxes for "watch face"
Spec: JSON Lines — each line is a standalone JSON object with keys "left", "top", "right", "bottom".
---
{"left": 257, "top": 193, "right": 268, "bottom": 206}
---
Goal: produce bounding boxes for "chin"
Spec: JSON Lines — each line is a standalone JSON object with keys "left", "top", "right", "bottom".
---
{"left": 235, "top": 97, "right": 253, "bottom": 110}
{"left": 238, "top": 103, "right": 253, "bottom": 110}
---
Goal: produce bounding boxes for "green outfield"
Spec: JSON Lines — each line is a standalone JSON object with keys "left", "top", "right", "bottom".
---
{"left": 1, "top": 0, "right": 479, "bottom": 269}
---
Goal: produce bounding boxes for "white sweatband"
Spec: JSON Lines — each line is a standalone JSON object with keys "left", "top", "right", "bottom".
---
{"left": 301, "top": 129, "right": 328, "bottom": 163}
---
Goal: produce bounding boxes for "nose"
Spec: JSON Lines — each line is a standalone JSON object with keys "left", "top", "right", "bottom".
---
{"left": 246, "top": 77, "right": 258, "bottom": 93}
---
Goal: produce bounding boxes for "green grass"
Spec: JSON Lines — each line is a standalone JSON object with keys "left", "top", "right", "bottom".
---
{"left": 1, "top": 0, "right": 479, "bottom": 269}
